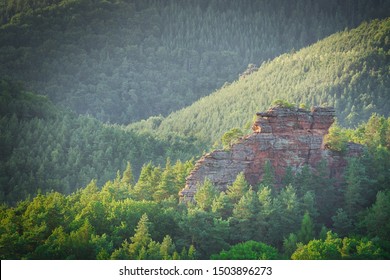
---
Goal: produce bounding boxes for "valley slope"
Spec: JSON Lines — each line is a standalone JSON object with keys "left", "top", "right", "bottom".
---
{"left": 1, "top": 0, "right": 389, "bottom": 123}
{"left": 131, "top": 18, "right": 390, "bottom": 148}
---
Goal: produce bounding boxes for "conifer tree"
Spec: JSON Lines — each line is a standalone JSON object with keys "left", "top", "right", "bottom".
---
{"left": 226, "top": 172, "right": 250, "bottom": 204}
{"left": 153, "top": 159, "right": 177, "bottom": 201}
{"left": 194, "top": 179, "right": 218, "bottom": 211}
{"left": 313, "top": 160, "right": 336, "bottom": 226}
{"left": 267, "top": 184, "right": 301, "bottom": 246}
{"left": 179, "top": 208, "right": 228, "bottom": 259}
{"left": 331, "top": 208, "right": 353, "bottom": 237}
{"left": 212, "top": 192, "right": 233, "bottom": 219}
{"left": 121, "top": 161, "right": 134, "bottom": 186}
{"left": 282, "top": 166, "right": 295, "bottom": 187}
{"left": 295, "top": 164, "right": 313, "bottom": 196}
{"left": 128, "top": 214, "right": 152, "bottom": 259}
{"left": 68, "top": 219, "right": 95, "bottom": 259}
{"left": 262, "top": 160, "right": 276, "bottom": 188}
{"left": 363, "top": 191, "right": 390, "bottom": 241}
{"left": 344, "top": 158, "right": 368, "bottom": 218}
{"left": 145, "top": 241, "right": 161, "bottom": 260}
{"left": 187, "top": 244, "right": 197, "bottom": 260}
{"left": 301, "top": 191, "right": 318, "bottom": 220}
{"left": 297, "top": 212, "right": 315, "bottom": 244}
{"left": 230, "top": 188, "right": 264, "bottom": 242}
{"left": 160, "top": 235, "right": 176, "bottom": 260}
{"left": 283, "top": 233, "right": 298, "bottom": 258}
{"left": 257, "top": 185, "right": 273, "bottom": 216}
{"left": 132, "top": 163, "right": 156, "bottom": 201}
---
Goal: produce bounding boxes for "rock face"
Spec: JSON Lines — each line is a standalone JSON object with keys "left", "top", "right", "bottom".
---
{"left": 180, "top": 106, "right": 363, "bottom": 202}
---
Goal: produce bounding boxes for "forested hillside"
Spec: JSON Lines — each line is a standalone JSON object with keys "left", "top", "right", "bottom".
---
{"left": 1, "top": 16, "right": 389, "bottom": 206}
{"left": 0, "top": 80, "right": 200, "bottom": 204}
{"left": 131, "top": 18, "right": 390, "bottom": 148}
{"left": 1, "top": 115, "right": 390, "bottom": 260}
{"left": 1, "top": 1, "right": 390, "bottom": 260}
{"left": 1, "top": 0, "right": 389, "bottom": 123}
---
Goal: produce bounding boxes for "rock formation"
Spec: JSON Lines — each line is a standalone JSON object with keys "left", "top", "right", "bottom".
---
{"left": 180, "top": 105, "right": 363, "bottom": 202}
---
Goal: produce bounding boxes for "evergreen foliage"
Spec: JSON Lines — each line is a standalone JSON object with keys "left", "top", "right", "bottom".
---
{"left": 0, "top": 1, "right": 390, "bottom": 261}
{"left": 0, "top": 81, "right": 198, "bottom": 204}
{"left": 1, "top": 0, "right": 388, "bottom": 124}
{"left": 1, "top": 121, "right": 389, "bottom": 259}
{"left": 132, "top": 18, "right": 390, "bottom": 148}
{"left": 292, "top": 231, "right": 384, "bottom": 260}
{"left": 211, "top": 240, "right": 279, "bottom": 260}
{"left": 221, "top": 128, "right": 243, "bottom": 150}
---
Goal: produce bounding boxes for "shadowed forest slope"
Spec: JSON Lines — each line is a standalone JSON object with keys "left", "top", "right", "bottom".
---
{"left": 131, "top": 18, "right": 390, "bottom": 148}
{"left": 1, "top": 0, "right": 389, "bottom": 123}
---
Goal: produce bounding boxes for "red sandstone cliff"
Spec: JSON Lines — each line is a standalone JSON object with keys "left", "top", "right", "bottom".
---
{"left": 180, "top": 106, "right": 363, "bottom": 201}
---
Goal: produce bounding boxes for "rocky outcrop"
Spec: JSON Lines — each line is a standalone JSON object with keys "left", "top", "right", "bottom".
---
{"left": 180, "top": 106, "right": 363, "bottom": 202}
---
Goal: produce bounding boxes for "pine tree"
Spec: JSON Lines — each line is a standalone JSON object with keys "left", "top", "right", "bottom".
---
{"left": 295, "top": 164, "right": 313, "bottom": 196}
{"left": 179, "top": 208, "right": 228, "bottom": 259}
{"left": 268, "top": 184, "right": 301, "bottom": 246}
{"left": 153, "top": 159, "right": 177, "bottom": 201}
{"left": 160, "top": 235, "right": 176, "bottom": 260}
{"left": 188, "top": 244, "right": 197, "bottom": 260}
{"left": 297, "top": 212, "right": 315, "bottom": 244}
{"left": 145, "top": 241, "right": 161, "bottom": 260}
{"left": 68, "top": 219, "right": 95, "bottom": 259}
{"left": 301, "top": 191, "right": 318, "bottom": 220}
{"left": 211, "top": 240, "right": 279, "bottom": 260}
{"left": 230, "top": 188, "right": 264, "bottom": 242}
{"left": 128, "top": 214, "right": 152, "bottom": 259}
{"left": 313, "top": 160, "right": 336, "bottom": 226}
{"left": 80, "top": 180, "right": 99, "bottom": 205}
{"left": 194, "top": 179, "right": 218, "bottom": 211}
{"left": 262, "top": 160, "right": 275, "bottom": 188}
{"left": 331, "top": 208, "right": 353, "bottom": 237}
{"left": 212, "top": 192, "right": 233, "bottom": 219}
{"left": 363, "top": 191, "right": 390, "bottom": 241}
{"left": 226, "top": 172, "right": 250, "bottom": 203}
{"left": 258, "top": 185, "right": 273, "bottom": 216}
{"left": 344, "top": 158, "right": 368, "bottom": 218}
{"left": 283, "top": 233, "right": 298, "bottom": 259}
{"left": 121, "top": 161, "right": 134, "bottom": 186}
{"left": 282, "top": 166, "right": 295, "bottom": 187}
{"left": 132, "top": 163, "right": 158, "bottom": 201}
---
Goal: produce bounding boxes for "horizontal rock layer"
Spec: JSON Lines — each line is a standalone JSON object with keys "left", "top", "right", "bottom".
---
{"left": 180, "top": 106, "right": 363, "bottom": 201}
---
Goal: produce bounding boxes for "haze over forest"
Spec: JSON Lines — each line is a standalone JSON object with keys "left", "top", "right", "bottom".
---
{"left": 0, "top": 0, "right": 389, "bottom": 260}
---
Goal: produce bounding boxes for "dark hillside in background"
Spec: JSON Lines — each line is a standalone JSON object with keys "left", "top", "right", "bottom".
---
{"left": 1, "top": 0, "right": 389, "bottom": 123}
{"left": 132, "top": 18, "right": 390, "bottom": 148}
{"left": 1, "top": 1, "right": 390, "bottom": 260}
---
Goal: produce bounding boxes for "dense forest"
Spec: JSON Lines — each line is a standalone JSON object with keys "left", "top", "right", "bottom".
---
{"left": 131, "top": 18, "right": 390, "bottom": 148}
{"left": 1, "top": 0, "right": 390, "bottom": 260}
{"left": 0, "top": 79, "right": 200, "bottom": 204}
{"left": 1, "top": 114, "right": 390, "bottom": 259}
{"left": 1, "top": 0, "right": 389, "bottom": 123}
{"left": 2, "top": 16, "right": 389, "bottom": 204}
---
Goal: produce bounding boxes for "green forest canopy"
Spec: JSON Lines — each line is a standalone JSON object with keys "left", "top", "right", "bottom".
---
{"left": 131, "top": 17, "right": 390, "bottom": 148}
{"left": 0, "top": 1, "right": 390, "bottom": 260}
{"left": 1, "top": 17, "right": 390, "bottom": 205}
{"left": 1, "top": 0, "right": 389, "bottom": 123}
{"left": 1, "top": 113, "right": 389, "bottom": 259}
{"left": 0, "top": 79, "right": 200, "bottom": 204}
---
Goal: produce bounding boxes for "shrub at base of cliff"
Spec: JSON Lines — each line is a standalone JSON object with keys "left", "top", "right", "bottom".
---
{"left": 210, "top": 240, "right": 280, "bottom": 260}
